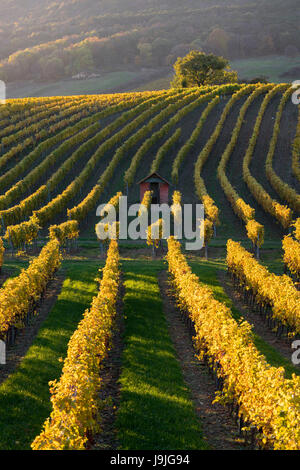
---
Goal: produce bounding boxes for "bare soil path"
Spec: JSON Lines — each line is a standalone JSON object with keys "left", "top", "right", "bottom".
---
{"left": 159, "top": 271, "right": 248, "bottom": 450}
{"left": 201, "top": 95, "right": 249, "bottom": 239}
{"left": 91, "top": 280, "right": 125, "bottom": 450}
{"left": 225, "top": 93, "right": 284, "bottom": 239}
{"left": 273, "top": 100, "right": 300, "bottom": 194}
{"left": 218, "top": 269, "right": 300, "bottom": 372}
{"left": 0, "top": 273, "right": 64, "bottom": 387}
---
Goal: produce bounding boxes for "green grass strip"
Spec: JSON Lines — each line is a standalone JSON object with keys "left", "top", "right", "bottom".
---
{"left": 190, "top": 257, "right": 299, "bottom": 379}
{"left": 0, "top": 260, "right": 103, "bottom": 450}
{"left": 0, "top": 258, "right": 28, "bottom": 286}
{"left": 116, "top": 259, "right": 208, "bottom": 450}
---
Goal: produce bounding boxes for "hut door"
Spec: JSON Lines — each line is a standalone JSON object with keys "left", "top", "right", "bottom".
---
{"left": 150, "top": 182, "right": 160, "bottom": 204}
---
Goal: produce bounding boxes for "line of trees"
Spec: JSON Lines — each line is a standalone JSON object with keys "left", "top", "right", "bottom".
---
{"left": 0, "top": 0, "right": 299, "bottom": 82}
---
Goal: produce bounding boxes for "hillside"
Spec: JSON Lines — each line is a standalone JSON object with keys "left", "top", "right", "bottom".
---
{"left": 0, "top": 83, "right": 298, "bottom": 244}
{"left": 0, "top": 1, "right": 300, "bottom": 455}
{"left": 0, "top": 84, "right": 299, "bottom": 450}
{"left": 0, "top": 0, "right": 299, "bottom": 88}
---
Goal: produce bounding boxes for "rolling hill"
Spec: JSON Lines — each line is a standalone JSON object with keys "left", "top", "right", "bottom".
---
{"left": 0, "top": 0, "right": 299, "bottom": 88}
{"left": 0, "top": 83, "right": 299, "bottom": 450}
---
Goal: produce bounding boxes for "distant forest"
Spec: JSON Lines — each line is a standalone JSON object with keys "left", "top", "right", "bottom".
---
{"left": 0, "top": 0, "right": 299, "bottom": 82}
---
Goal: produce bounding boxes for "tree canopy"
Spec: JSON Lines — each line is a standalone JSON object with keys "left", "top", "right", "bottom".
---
{"left": 0, "top": 1, "right": 298, "bottom": 83}
{"left": 171, "top": 50, "right": 238, "bottom": 88}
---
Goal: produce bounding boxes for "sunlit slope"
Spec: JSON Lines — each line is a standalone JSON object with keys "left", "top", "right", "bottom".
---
{"left": 0, "top": 84, "right": 298, "bottom": 247}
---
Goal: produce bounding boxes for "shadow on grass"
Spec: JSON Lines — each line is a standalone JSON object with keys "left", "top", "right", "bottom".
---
{"left": 0, "top": 261, "right": 101, "bottom": 450}
{"left": 190, "top": 256, "right": 300, "bottom": 379}
{"left": 116, "top": 259, "right": 208, "bottom": 450}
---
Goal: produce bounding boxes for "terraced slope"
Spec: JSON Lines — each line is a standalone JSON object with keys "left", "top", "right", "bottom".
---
{"left": 0, "top": 84, "right": 299, "bottom": 451}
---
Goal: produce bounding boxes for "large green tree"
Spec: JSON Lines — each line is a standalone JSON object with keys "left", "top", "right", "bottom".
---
{"left": 171, "top": 50, "right": 238, "bottom": 88}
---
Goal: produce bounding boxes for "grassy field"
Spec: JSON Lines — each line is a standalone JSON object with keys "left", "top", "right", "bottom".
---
{"left": 0, "top": 241, "right": 297, "bottom": 449}
{"left": 133, "top": 74, "right": 172, "bottom": 92}
{"left": 0, "top": 260, "right": 102, "bottom": 450}
{"left": 190, "top": 255, "right": 299, "bottom": 379}
{"left": 0, "top": 82, "right": 299, "bottom": 450}
{"left": 230, "top": 55, "right": 300, "bottom": 83}
{"left": 6, "top": 55, "right": 299, "bottom": 99}
{"left": 134, "top": 56, "right": 300, "bottom": 91}
{"left": 7, "top": 70, "right": 147, "bottom": 98}
{"left": 116, "top": 258, "right": 208, "bottom": 450}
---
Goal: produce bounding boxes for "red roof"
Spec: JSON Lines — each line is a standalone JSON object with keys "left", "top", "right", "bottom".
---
{"left": 137, "top": 172, "right": 170, "bottom": 185}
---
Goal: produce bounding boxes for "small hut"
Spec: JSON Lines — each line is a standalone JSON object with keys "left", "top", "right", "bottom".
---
{"left": 137, "top": 172, "right": 170, "bottom": 204}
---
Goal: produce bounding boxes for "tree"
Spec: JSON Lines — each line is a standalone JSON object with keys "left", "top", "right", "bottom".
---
{"left": 170, "top": 44, "right": 193, "bottom": 59}
{"left": 244, "top": 76, "right": 269, "bottom": 84}
{"left": 190, "top": 38, "right": 204, "bottom": 51}
{"left": 70, "top": 44, "right": 94, "bottom": 74}
{"left": 171, "top": 50, "right": 238, "bottom": 88}
{"left": 40, "top": 56, "right": 64, "bottom": 79}
{"left": 258, "top": 34, "right": 275, "bottom": 55}
{"left": 151, "top": 38, "right": 171, "bottom": 65}
{"left": 137, "top": 42, "right": 153, "bottom": 66}
{"left": 205, "top": 28, "right": 231, "bottom": 57}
